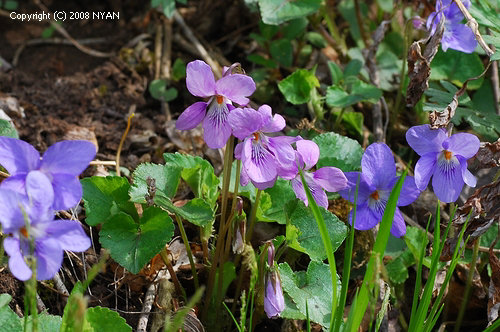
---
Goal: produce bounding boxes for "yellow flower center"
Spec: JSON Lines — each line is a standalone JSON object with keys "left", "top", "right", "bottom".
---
{"left": 216, "top": 95, "right": 224, "bottom": 104}
{"left": 444, "top": 150, "right": 452, "bottom": 160}
{"left": 370, "top": 190, "right": 379, "bottom": 201}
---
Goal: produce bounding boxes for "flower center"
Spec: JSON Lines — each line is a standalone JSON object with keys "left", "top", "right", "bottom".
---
{"left": 253, "top": 132, "right": 260, "bottom": 141}
{"left": 370, "top": 190, "right": 379, "bottom": 201}
{"left": 20, "top": 227, "right": 28, "bottom": 238}
{"left": 216, "top": 95, "right": 224, "bottom": 104}
{"left": 443, "top": 150, "right": 452, "bottom": 160}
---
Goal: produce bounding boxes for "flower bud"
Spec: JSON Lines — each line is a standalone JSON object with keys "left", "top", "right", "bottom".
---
{"left": 264, "top": 270, "right": 285, "bottom": 318}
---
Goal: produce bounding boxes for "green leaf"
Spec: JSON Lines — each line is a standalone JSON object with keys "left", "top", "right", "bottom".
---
{"left": 285, "top": 200, "right": 347, "bottom": 260}
{"left": 258, "top": 0, "right": 322, "bottom": 25}
{"left": 343, "top": 59, "right": 363, "bottom": 77}
{"left": 305, "top": 32, "right": 327, "bottom": 48}
{"left": 282, "top": 17, "right": 308, "bottom": 39}
{"left": 129, "top": 163, "right": 181, "bottom": 203}
{"left": 430, "top": 49, "right": 484, "bottom": 90}
{"left": 270, "top": 39, "right": 293, "bottom": 67}
{"left": 332, "top": 110, "right": 364, "bottom": 138}
{"left": 386, "top": 250, "right": 415, "bottom": 284}
{"left": 376, "top": 0, "right": 393, "bottom": 12}
{"left": 260, "top": 178, "right": 296, "bottom": 224}
{"left": 149, "top": 79, "right": 178, "bottom": 102}
{"left": 327, "top": 61, "right": 343, "bottom": 85}
{"left": 247, "top": 54, "right": 278, "bottom": 69}
{"left": 279, "top": 261, "right": 341, "bottom": 329}
{"left": 83, "top": 307, "right": 131, "bottom": 332}
{"left": 24, "top": 314, "right": 62, "bottom": 332}
{"left": 312, "top": 132, "right": 363, "bottom": 171}
{"left": 154, "top": 194, "right": 214, "bottom": 227}
{"left": 61, "top": 282, "right": 86, "bottom": 332}
{"left": 278, "top": 69, "right": 319, "bottom": 105}
{"left": 326, "top": 80, "right": 382, "bottom": 108}
{"left": 171, "top": 58, "right": 186, "bottom": 82}
{"left": 81, "top": 176, "right": 138, "bottom": 226}
{"left": 0, "top": 119, "right": 19, "bottom": 138}
{"left": 0, "top": 294, "right": 22, "bottom": 331}
{"left": 100, "top": 207, "right": 174, "bottom": 274}
{"left": 164, "top": 152, "right": 220, "bottom": 206}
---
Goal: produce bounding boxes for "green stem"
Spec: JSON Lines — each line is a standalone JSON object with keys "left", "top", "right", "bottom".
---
{"left": 298, "top": 170, "right": 337, "bottom": 330}
{"left": 333, "top": 174, "right": 360, "bottom": 332}
{"left": 175, "top": 215, "right": 199, "bottom": 290}
{"left": 202, "top": 137, "right": 234, "bottom": 321}
{"left": 453, "top": 239, "right": 480, "bottom": 332}
{"left": 246, "top": 189, "right": 262, "bottom": 243}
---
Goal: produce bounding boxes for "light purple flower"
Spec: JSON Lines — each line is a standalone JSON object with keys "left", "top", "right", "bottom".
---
{"left": 229, "top": 105, "right": 297, "bottom": 190}
{"left": 406, "top": 124, "right": 480, "bottom": 203}
{"left": 0, "top": 171, "right": 90, "bottom": 281}
{"left": 264, "top": 243, "right": 284, "bottom": 318}
{"left": 175, "top": 60, "right": 256, "bottom": 149}
{"left": 427, "top": 0, "right": 477, "bottom": 53}
{"left": 339, "top": 143, "right": 420, "bottom": 237}
{"left": 290, "top": 140, "right": 347, "bottom": 209}
{"left": 0, "top": 137, "right": 96, "bottom": 210}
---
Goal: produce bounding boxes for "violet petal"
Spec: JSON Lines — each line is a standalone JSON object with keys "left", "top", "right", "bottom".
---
{"left": 40, "top": 140, "right": 96, "bottom": 176}
{"left": 215, "top": 74, "right": 256, "bottom": 106}
{"left": 313, "top": 167, "right": 347, "bottom": 193}
{"left": 3, "top": 237, "right": 32, "bottom": 281}
{"left": 0, "top": 137, "right": 40, "bottom": 174}
{"left": 186, "top": 60, "right": 216, "bottom": 97}
{"left": 176, "top": 102, "right": 207, "bottom": 130}
{"left": 406, "top": 125, "right": 446, "bottom": 156}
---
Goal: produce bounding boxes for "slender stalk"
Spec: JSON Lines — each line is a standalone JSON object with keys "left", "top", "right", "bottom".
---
{"left": 202, "top": 137, "right": 234, "bottom": 321}
{"left": 333, "top": 174, "right": 360, "bottom": 332}
{"left": 116, "top": 112, "right": 135, "bottom": 176}
{"left": 245, "top": 189, "right": 262, "bottom": 243}
{"left": 174, "top": 215, "right": 199, "bottom": 290}
{"left": 298, "top": 170, "right": 338, "bottom": 329}
{"left": 159, "top": 248, "right": 186, "bottom": 300}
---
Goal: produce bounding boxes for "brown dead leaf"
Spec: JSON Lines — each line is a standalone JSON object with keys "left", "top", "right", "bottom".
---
{"left": 488, "top": 246, "right": 500, "bottom": 325}
{"left": 406, "top": 19, "right": 444, "bottom": 107}
{"left": 475, "top": 140, "right": 500, "bottom": 169}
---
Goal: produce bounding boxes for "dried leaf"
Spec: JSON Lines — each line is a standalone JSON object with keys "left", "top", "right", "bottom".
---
{"left": 489, "top": 245, "right": 500, "bottom": 325}
{"left": 475, "top": 140, "right": 500, "bottom": 169}
{"left": 406, "top": 20, "right": 444, "bottom": 107}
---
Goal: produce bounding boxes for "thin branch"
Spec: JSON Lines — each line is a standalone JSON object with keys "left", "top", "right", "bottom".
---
{"left": 137, "top": 283, "right": 157, "bottom": 332}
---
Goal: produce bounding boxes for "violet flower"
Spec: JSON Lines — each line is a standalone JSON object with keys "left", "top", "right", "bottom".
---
{"left": 264, "top": 243, "right": 284, "bottom": 318}
{"left": 0, "top": 137, "right": 96, "bottom": 210}
{"left": 406, "top": 124, "right": 480, "bottom": 203}
{"left": 0, "top": 171, "right": 90, "bottom": 281}
{"left": 427, "top": 0, "right": 477, "bottom": 53}
{"left": 339, "top": 143, "right": 420, "bottom": 237}
{"left": 175, "top": 60, "right": 256, "bottom": 149}
{"left": 228, "top": 105, "right": 297, "bottom": 190}
{"left": 290, "top": 140, "right": 347, "bottom": 209}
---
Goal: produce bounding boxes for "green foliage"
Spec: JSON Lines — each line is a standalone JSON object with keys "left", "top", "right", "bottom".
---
{"left": 0, "top": 0, "right": 18, "bottom": 10}
{"left": 270, "top": 39, "right": 293, "bottom": 67}
{"left": 0, "top": 294, "right": 22, "bottom": 330}
{"left": 278, "top": 68, "right": 320, "bottom": 104}
{"left": 260, "top": 178, "right": 296, "bottom": 224}
{"left": 81, "top": 176, "right": 138, "bottom": 226}
{"left": 171, "top": 58, "right": 186, "bottom": 81}
{"left": 149, "top": 79, "right": 178, "bottom": 102}
{"left": 331, "top": 110, "right": 364, "bottom": 138}
{"left": 164, "top": 152, "right": 220, "bottom": 206}
{"left": 129, "top": 163, "right": 181, "bottom": 202}
{"left": 100, "top": 207, "right": 174, "bottom": 274}
{"left": 279, "top": 261, "right": 341, "bottom": 329}
{"left": 61, "top": 282, "right": 86, "bottom": 332}
{"left": 424, "top": 81, "right": 500, "bottom": 141}
{"left": 430, "top": 49, "right": 484, "bottom": 90}
{"left": 24, "top": 314, "right": 62, "bottom": 332}
{"left": 326, "top": 79, "right": 382, "bottom": 108}
{"left": 257, "top": 0, "right": 321, "bottom": 25}
{"left": 154, "top": 194, "right": 214, "bottom": 227}
{"left": 83, "top": 307, "right": 132, "bottom": 332}
{"left": 0, "top": 119, "right": 19, "bottom": 138}
{"left": 312, "top": 132, "right": 363, "bottom": 171}
{"left": 285, "top": 200, "right": 347, "bottom": 261}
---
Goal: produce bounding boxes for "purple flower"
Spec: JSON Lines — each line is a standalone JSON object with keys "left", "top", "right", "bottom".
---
{"left": 229, "top": 105, "right": 297, "bottom": 190}
{"left": 290, "top": 140, "right": 347, "bottom": 209}
{"left": 264, "top": 243, "right": 284, "bottom": 318}
{"left": 0, "top": 138, "right": 96, "bottom": 210}
{"left": 427, "top": 0, "right": 477, "bottom": 53}
{"left": 0, "top": 171, "right": 90, "bottom": 281}
{"left": 406, "top": 124, "right": 480, "bottom": 203}
{"left": 175, "top": 60, "right": 256, "bottom": 149}
{"left": 339, "top": 143, "right": 420, "bottom": 237}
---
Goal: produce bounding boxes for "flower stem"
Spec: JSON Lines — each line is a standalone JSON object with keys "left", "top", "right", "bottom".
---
{"left": 298, "top": 170, "right": 337, "bottom": 330}
{"left": 175, "top": 215, "right": 199, "bottom": 290}
{"left": 453, "top": 238, "right": 480, "bottom": 332}
{"left": 202, "top": 137, "right": 234, "bottom": 321}
{"left": 245, "top": 189, "right": 262, "bottom": 243}
{"left": 115, "top": 112, "right": 135, "bottom": 176}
